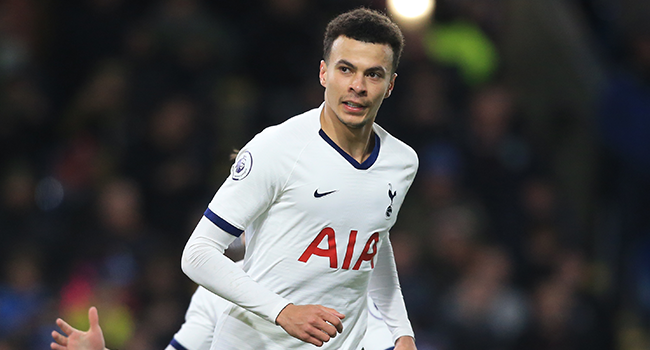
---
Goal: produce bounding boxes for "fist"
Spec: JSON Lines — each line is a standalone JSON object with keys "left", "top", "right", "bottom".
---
{"left": 275, "top": 304, "right": 345, "bottom": 347}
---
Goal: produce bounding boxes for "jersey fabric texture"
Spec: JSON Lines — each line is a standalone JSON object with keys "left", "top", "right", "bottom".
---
{"left": 205, "top": 104, "right": 418, "bottom": 349}
{"left": 169, "top": 286, "right": 395, "bottom": 350}
{"left": 364, "top": 297, "right": 396, "bottom": 350}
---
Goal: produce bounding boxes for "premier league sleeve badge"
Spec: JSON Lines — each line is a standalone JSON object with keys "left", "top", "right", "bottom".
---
{"left": 231, "top": 150, "right": 253, "bottom": 181}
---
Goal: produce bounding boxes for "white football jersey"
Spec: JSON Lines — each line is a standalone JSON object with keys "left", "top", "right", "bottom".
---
{"left": 205, "top": 105, "right": 418, "bottom": 349}
{"left": 169, "top": 286, "right": 395, "bottom": 350}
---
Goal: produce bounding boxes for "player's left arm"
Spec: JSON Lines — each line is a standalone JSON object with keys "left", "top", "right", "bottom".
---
{"left": 368, "top": 236, "right": 417, "bottom": 350}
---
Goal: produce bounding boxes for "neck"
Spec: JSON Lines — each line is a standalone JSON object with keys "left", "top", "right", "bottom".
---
{"left": 320, "top": 107, "right": 375, "bottom": 163}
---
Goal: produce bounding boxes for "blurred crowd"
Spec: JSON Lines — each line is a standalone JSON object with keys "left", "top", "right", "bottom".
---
{"left": 1, "top": 0, "right": 649, "bottom": 349}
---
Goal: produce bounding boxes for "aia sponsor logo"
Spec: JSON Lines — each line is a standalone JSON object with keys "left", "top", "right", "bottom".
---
{"left": 298, "top": 228, "right": 379, "bottom": 270}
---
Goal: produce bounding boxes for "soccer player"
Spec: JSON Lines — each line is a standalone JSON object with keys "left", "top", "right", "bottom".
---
{"left": 180, "top": 7, "right": 418, "bottom": 350}
{"left": 50, "top": 285, "right": 396, "bottom": 350}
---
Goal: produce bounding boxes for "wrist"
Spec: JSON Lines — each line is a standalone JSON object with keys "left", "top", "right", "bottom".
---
{"left": 395, "top": 335, "right": 415, "bottom": 347}
{"left": 275, "top": 303, "right": 294, "bottom": 325}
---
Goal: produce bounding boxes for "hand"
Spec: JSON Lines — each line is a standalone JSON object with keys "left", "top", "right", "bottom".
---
{"left": 275, "top": 304, "right": 345, "bottom": 347}
{"left": 51, "top": 306, "right": 107, "bottom": 350}
{"left": 394, "top": 336, "right": 417, "bottom": 350}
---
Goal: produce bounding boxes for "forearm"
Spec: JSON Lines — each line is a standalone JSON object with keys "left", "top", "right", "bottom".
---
{"left": 368, "top": 238, "right": 414, "bottom": 343}
{"left": 181, "top": 216, "right": 291, "bottom": 323}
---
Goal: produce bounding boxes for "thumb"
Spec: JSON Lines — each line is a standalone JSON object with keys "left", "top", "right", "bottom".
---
{"left": 88, "top": 306, "right": 101, "bottom": 332}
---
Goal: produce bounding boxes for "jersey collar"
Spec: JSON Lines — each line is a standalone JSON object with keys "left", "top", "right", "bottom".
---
{"left": 318, "top": 129, "right": 380, "bottom": 170}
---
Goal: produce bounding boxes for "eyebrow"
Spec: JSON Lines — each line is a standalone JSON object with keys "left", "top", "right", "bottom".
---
{"left": 335, "top": 59, "right": 388, "bottom": 75}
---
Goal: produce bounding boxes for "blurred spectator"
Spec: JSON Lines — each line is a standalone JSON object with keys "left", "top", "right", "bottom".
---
{"left": 0, "top": 76, "right": 52, "bottom": 163}
{"left": 133, "top": 249, "right": 190, "bottom": 348}
{"left": 520, "top": 176, "right": 568, "bottom": 229}
{"left": 437, "top": 245, "right": 528, "bottom": 350}
{"left": 0, "top": 247, "right": 49, "bottom": 349}
{"left": 0, "top": 0, "right": 42, "bottom": 77}
{"left": 518, "top": 224, "right": 563, "bottom": 290}
{"left": 515, "top": 253, "right": 600, "bottom": 350}
{"left": 146, "top": 0, "right": 239, "bottom": 75}
{"left": 90, "top": 178, "right": 154, "bottom": 287}
{"left": 62, "top": 59, "right": 131, "bottom": 152}
{"left": 598, "top": 22, "right": 650, "bottom": 344}
{"left": 44, "top": 0, "right": 134, "bottom": 114}
{"left": 426, "top": 205, "right": 484, "bottom": 289}
{"left": 125, "top": 96, "right": 210, "bottom": 239}
{"left": 0, "top": 164, "right": 37, "bottom": 248}
{"left": 461, "top": 83, "right": 537, "bottom": 253}
{"left": 240, "top": 0, "right": 324, "bottom": 124}
{"left": 389, "top": 62, "right": 460, "bottom": 151}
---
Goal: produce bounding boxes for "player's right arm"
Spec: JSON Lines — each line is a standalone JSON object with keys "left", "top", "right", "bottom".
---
{"left": 181, "top": 216, "right": 291, "bottom": 324}
{"left": 181, "top": 135, "right": 293, "bottom": 324}
{"left": 182, "top": 211, "right": 345, "bottom": 346}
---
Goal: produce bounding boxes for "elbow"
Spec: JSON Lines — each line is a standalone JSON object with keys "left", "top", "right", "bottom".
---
{"left": 181, "top": 238, "right": 201, "bottom": 281}
{"left": 180, "top": 234, "right": 223, "bottom": 282}
{"left": 180, "top": 217, "right": 232, "bottom": 283}
{"left": 180, "top": 242, "right": 193, "bottom": 279}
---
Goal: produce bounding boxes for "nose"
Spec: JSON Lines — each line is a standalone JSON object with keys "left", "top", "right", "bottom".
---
{"left": 349, "top": 73, "right": 367, "bottom": 96}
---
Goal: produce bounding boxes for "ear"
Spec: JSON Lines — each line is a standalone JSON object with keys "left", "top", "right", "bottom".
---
{"left": 319, "top": 60, "right": 327, "bottom": 87}
{"left": 384, "top": 73, "right": 397, "bottom": 99}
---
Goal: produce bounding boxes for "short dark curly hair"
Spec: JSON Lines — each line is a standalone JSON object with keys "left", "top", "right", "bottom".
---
{"left": 323, "top": 8, "right": 405, "bottom": 73}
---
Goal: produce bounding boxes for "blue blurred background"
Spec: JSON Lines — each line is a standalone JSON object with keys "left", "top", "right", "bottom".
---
{"left": 1, "top": 0, "right": 649, "bottom": 349}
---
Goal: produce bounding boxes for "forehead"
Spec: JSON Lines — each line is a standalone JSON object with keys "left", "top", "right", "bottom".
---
{"left": 329, "top": 36, "right": 394, "bottom": 71}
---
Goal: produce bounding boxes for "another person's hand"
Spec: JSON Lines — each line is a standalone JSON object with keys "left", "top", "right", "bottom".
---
{"left": 51, "top": 306, "right": 107, "bottom": 350}
{"left": 275, "top": 304, "right": 345, "bottom": 347}
{"left": 394, "top": 335, "right": 417, "bottom": 350}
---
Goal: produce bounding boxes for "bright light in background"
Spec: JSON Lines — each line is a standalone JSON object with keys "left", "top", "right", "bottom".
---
{"left": 388, "top": 0, "right": 435, "bottom": 22}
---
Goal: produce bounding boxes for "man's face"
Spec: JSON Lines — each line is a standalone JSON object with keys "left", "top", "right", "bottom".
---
{"left": 320, "top": 36, "right": 396, "bottom": 129}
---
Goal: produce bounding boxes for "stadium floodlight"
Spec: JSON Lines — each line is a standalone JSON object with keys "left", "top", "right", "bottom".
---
{"left": 387, "top": 0, "right": 435, "bottom": 28}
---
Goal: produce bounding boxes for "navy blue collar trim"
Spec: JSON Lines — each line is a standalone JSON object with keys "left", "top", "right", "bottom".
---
{"left": 318, "top": 129, "right": 380, "bottom": 170}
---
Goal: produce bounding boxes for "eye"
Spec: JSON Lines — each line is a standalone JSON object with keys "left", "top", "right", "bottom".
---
{"left": 367, "top": 71, "right": 383, "bottom": 79}
{"left": 339, "top": 66, "right": 351, "bottom": 73}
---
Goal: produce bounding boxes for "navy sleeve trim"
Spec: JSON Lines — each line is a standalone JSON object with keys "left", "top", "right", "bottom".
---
{"left": 169, "top": 338, "right": 188, "bottom": 350}
{"left": 204, "top": 208, "right": 244, "bottom": 237}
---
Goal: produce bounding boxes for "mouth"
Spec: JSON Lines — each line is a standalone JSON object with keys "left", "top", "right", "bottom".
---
{"left": 342, "top": 101, "right": 367, "bottom": 114}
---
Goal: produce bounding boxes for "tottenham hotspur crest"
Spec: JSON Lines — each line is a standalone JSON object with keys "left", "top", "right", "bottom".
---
{"left": 386, "top": 183, "right": 396, "bottom": 219}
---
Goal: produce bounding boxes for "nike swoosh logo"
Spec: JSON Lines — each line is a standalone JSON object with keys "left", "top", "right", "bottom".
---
{"left": 314, "top": 189, "right": 337, "bottom": 198}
